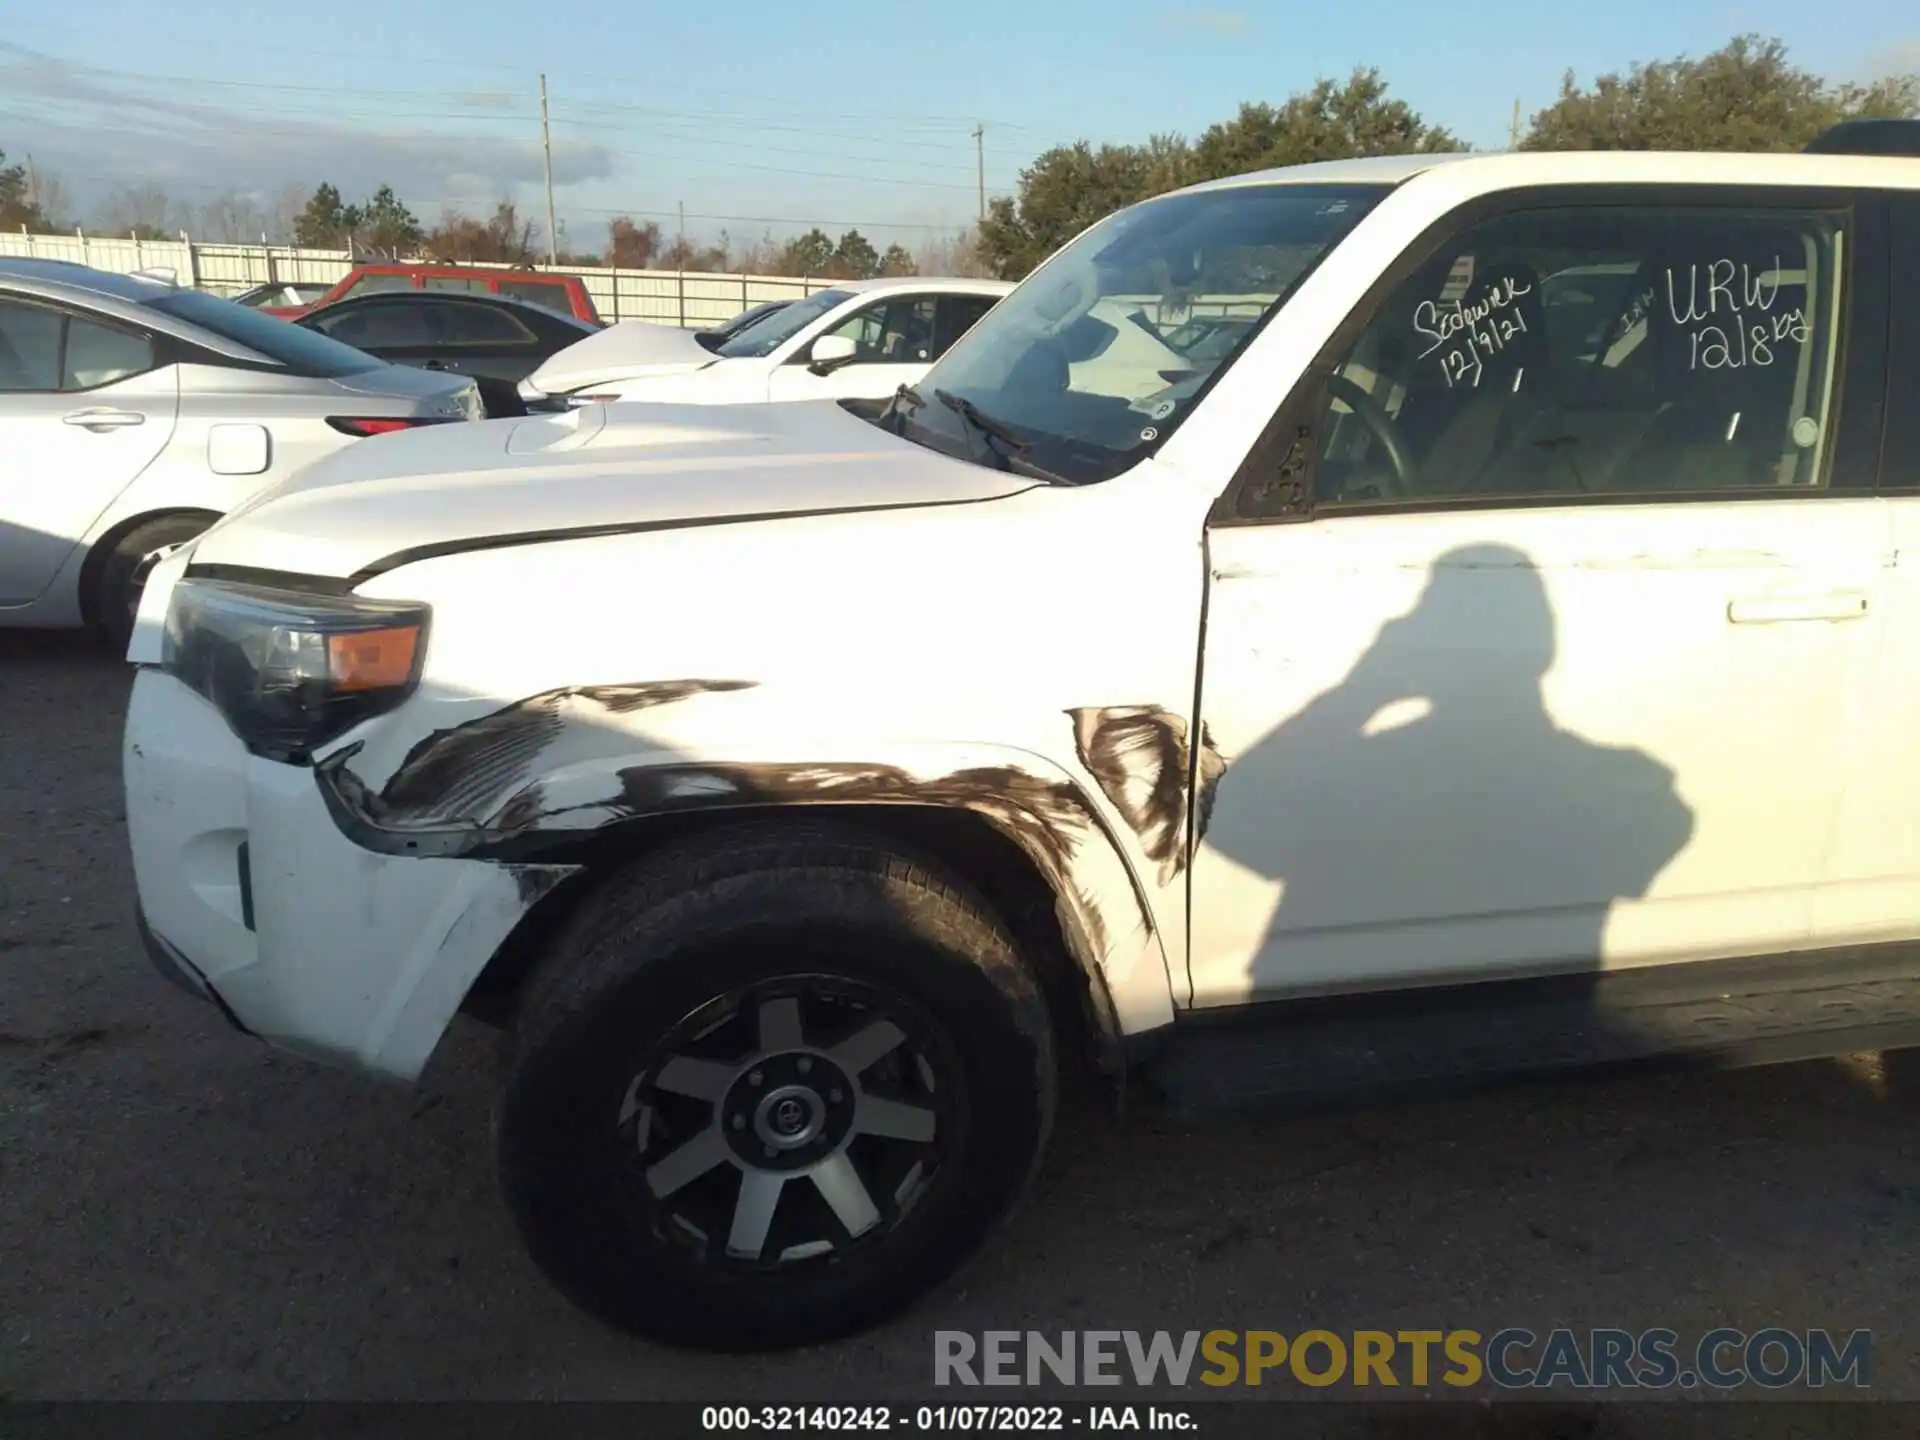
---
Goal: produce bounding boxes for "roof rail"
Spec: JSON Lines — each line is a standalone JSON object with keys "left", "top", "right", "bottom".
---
{"left": 1803, "top": 118, "right": 1920, "bottom": 156}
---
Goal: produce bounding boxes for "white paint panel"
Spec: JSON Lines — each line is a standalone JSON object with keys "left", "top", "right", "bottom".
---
{"left": 1190, "top": 497, "right": 1888, "bottom": 1005}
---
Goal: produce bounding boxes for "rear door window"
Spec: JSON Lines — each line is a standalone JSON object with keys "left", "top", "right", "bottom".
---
{"left": 0, "top": 298, "right": 64, "bottom": 390}
{"left": 343, "top": 273, "right": 417, "bottom": 298}
{"left": 309, "top": 299, "right": 441, "bottom": 348}
{"left": 497, "top": 279, "right": 574, "bottom": 314}
{"left": 439, "top": 303, "right": 538, "bottom": 345}
{"left": 934, "top": 294, "right": 1000, "bottom": 358}
{"left": 0, "top": 299, "right": 154, "bottom": 392}
{"left": 63, "top": 316, "right": 155, "bottom": 389}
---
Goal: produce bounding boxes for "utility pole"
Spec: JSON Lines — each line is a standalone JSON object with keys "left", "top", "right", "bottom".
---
{"left": 1508, "top": 97, "right": 1522, "bottom": 150}
{"left": 23, "top": 151, "right": 37, "bottom": 212}
{"left": 971, "top": 123, "right": 986, "bottom": 223}
{"left": 540, "top": 73, "right": 559, "bottom": 264}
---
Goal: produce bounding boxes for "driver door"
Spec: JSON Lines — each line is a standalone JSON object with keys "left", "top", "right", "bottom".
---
{"left": 768, "top": 294, "right": 940, "bottom": 402}
{"left": 1186, "top": 188, "right": 1887, "bottom": 1008}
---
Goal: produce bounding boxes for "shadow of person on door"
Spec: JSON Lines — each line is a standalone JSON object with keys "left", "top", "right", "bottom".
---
{"left": 1203, "top": 542, "right": 1695, "bottom": 1013}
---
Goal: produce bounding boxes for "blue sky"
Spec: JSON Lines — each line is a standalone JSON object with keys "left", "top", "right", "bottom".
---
{"left": 2, "top": 0, "right": 1914, "bottom": 254}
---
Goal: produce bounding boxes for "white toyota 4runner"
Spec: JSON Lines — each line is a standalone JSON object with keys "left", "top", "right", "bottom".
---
{"left": 126, "top": 128, "right": 1920, "bottom": 1351}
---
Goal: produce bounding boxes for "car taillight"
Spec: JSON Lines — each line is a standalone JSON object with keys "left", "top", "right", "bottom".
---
{"left": 325, "top": 416, "right": 462, "bottom": 437}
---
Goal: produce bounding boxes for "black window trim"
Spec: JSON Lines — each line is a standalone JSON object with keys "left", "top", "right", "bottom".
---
{"left": 1875, "top": 191, "right": 1920, "bottom": 493}
{"left": 933, "top": 292, "right": 999, "bottom": 359}
{"left": 310, "top": 294, "right": 540, "bottom": 348}
{"left": 1209, "top": 183, "right": 1892, "bottom": 528}
{"left": 0, "top": 291, "right": 166, "bottom": 396}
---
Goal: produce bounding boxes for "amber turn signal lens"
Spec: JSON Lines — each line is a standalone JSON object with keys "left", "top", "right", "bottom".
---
{"left": 327, "top": 626, "right": 422, "bottom": 692}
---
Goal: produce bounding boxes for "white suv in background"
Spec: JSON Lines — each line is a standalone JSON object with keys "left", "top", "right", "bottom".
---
{"left": 125, "top": 131, "right": 1920, "bottom": 1353}
{"left": 0, "top": 259, "right": 481, "bottom": 640}
{"left": 519, "top": 276, "right": 1011, "bottom": 408}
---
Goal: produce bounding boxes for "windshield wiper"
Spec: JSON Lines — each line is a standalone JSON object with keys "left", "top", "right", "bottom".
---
{"left": 878, "top": 382, "right": 925, "bottom": 433}
{"left": 934, "top": 388, "right": 1028, "bottom": 454}
{"left": 931, "top": 389, "right": 1078, "bottom": 485}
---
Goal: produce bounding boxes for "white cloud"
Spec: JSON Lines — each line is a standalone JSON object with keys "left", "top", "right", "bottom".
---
{"left": 1168, "top": 8, "right": 1253, "bottom": 37}
{"left": 0, "top": 43, "right": 615, "bottom": 215}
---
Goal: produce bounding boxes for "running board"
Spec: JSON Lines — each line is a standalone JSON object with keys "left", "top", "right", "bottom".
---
{"left": 1142, "top": 942, "right": 1920, "bottom": 1112}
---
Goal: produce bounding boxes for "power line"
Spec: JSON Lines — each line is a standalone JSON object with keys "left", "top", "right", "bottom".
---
{"left": 551, "top": 117, "right": 1030, "bottom": 179}
{"left": 0, "top": 39, "right": 1054, "bottom": 134}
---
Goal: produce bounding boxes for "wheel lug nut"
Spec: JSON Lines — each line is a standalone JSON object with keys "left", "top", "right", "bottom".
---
{"left": 731, "top": 1115, "right": 745, "bottom": 1130}
{"left": 763, "top": 1145, "right": 777, "bottom": 1159}
{"left": 829, "top": 1088, "right": 844, "bottom": 1103}
{"left": 797, "top": 1057, "right": 812, "bottom": 1074}
{"left": 749, "top": 1070, "right": 764, "bottom": 1086}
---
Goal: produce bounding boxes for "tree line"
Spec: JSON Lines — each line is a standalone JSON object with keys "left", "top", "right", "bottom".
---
{"left": 4, "top": 35, "right": 1913, "bottom": 281}
{"left": 977, "top": 35, "right": 1917, "bottom": 277}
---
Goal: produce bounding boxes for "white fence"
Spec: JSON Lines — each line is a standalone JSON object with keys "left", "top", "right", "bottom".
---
{"left": 0, "top": 231, "right": 833, "bottom": 329}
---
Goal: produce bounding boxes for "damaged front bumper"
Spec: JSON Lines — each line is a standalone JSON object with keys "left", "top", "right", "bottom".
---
{"left": 123, "top": 668, "right": 575, "bottom": 1080}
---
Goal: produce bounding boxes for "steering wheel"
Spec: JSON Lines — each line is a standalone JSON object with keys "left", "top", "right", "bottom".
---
{"left": 1324, "top": 373, "right": 1416, "bottom": 497}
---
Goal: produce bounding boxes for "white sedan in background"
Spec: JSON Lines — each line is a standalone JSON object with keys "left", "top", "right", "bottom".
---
{"left": 0, "top": 259, "right": 481, "bottom": 642}
{"left": 519, "top": 276, "right": 1013, "bottom": 409}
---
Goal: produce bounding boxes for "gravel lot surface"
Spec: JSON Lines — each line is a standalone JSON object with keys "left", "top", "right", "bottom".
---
{"left": 3, "top": 630, "right": 1917, "bottom": 1415}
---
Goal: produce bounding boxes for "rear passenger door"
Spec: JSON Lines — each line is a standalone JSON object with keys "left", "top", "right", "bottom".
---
{"left": 1820, "top": 191, "right": 1920, "bottom": 944}
{"left": 1188, "top": 188, "right": 1890, "bottom": 1008}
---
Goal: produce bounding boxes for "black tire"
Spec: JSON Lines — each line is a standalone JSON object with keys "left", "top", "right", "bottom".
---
{"left": 497, "top": 820, "right": 1057, "bottom": 1351}
{"left": 95, "top": 513, "right": 215, "bottom": 651}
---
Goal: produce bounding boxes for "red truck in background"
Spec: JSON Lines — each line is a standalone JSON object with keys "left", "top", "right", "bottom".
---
{"left": 262, "top": 263, "right": 601, "bottom": 324}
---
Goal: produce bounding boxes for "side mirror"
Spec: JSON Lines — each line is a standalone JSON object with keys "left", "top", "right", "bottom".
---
{"left": 807, "top": 333, "right": 859, "bottom": 375}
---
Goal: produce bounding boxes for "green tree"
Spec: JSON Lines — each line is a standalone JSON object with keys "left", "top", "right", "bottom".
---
{"left": 976, "top": 70, "right": 1459, "bottom": 279}
{"left": 879, "top": 242, "right": 917, "bottom": 277}
{"left": 427, "top": 200, "right": 539, "bottom": 264}
{"left": 0, "top": 150, "right": 55, "bottom": 229}
{"left": 778, "top": 227, "right": 837, "bottom": 275}
{"left": 1523, "top": 34, "right": 1920, "bottom": 152}
{"left": 606, "top": 215, "right": 663, "bottom": 268}
{"left": 358, "top": 184, "right": 422, "bottom": 254}
{"left": 292, "top": 183, "right": 362, "bottom": 248}
{"left": 976, "top": 141, "right": 1158, "bottom": 279}
{"left": 833, "top": 228, "right": 881, "bottom": 279}
{"left": 1192, "top": 69, "right": 1464, "bottom": 177}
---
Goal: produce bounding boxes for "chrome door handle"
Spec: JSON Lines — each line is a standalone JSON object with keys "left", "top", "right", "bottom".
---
{"left": 1727, "top": 591, "right": 1869, "bottom": 624}
{"left": 62, "top": 408, "right": 146, "bottom": 431}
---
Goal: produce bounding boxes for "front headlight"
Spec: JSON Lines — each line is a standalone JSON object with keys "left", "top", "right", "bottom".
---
{"left": 162, "top": 579, "right": 430, "bottom": 763}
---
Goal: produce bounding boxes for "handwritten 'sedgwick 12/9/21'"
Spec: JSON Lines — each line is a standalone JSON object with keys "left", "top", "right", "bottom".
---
{"left": 1665, "top": 255, "right": 1808, "bottom": 371}
{"left": 1414, "top": 275, "right": 1531, "bottom": 389}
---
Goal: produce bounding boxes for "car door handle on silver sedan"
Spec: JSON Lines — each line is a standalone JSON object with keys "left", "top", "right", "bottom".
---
{"left": 1727, "top": 590, "right": 1869, "bottom": 624}
{"left": 62, "top": 408, "right": 147, "bottom": 432}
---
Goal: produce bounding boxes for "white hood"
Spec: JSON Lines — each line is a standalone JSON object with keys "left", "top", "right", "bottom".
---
{"left": 526, "top": 320, "right": 719, "bottom": 396}
{"left": 186, "top": 400, "right": 1035, "bottom": 580}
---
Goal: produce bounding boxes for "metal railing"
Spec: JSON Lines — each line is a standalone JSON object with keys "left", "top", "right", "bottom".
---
{"left": 0, "top": 229, "right": 832, "bottom": 329}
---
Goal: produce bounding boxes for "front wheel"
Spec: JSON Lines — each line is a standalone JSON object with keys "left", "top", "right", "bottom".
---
{"left": 497, "top": 822, "right": 1057, "bottom": 1350}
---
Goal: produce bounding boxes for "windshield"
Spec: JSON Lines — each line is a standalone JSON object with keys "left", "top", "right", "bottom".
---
{"left": 904, "top": 183, "right": 1386, "bottom": 484}
{"left": 149, "top": 289, "right": 383, "bottom": 377}
{"left": 715, "top": 287, "right": 852, "bottom": 358}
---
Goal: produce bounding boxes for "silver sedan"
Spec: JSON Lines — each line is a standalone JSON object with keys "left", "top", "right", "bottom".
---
{"left": 0, "top": 258, "right": 482, "bottom": 643}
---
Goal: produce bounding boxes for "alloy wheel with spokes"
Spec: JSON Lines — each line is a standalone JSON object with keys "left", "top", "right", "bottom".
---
{"left": 628, "top": 977, "right": 958, "bottom": 1269}
{"left": 496, "top": 822, "right": 1057, "bottom": 1349}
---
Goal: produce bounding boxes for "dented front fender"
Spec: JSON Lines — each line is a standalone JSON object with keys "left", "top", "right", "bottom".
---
{"left": 312, "top": 680, "right": 1179, "bottom": 1037}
